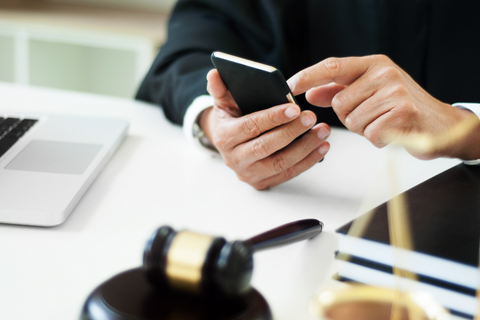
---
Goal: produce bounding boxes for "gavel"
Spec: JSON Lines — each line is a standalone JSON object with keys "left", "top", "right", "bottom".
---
{"left": 143, "top": 219, "right": 323, "bottom": 296}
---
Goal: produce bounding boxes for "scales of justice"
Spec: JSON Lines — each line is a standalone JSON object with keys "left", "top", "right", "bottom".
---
{"left": 312, "top": 114, "right": 480, "bottom": 320}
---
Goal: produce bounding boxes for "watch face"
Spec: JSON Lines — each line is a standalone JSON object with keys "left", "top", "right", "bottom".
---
{"left": 193, "top": 122, "right": 205, "bottom": 139}
{"left": 192, "top": 122, "right": 217, "bottom": 152}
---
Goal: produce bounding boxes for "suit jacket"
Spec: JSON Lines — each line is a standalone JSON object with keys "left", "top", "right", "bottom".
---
{"left": 136, "top": 0, "right": 480, "bottom": 128}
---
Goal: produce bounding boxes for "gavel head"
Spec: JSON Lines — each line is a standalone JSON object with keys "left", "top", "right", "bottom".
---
{"left": 143, "top": 226, "right": 254, "bottom": 296}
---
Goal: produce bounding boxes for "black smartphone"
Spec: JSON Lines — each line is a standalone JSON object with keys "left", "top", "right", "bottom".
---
{"left": 210, "top": 51, "right": 297, "bottom": 115}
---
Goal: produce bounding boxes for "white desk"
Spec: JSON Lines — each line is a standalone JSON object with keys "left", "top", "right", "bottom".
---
{"left": 0, "top": 82, "right": 461, "bottom": 320}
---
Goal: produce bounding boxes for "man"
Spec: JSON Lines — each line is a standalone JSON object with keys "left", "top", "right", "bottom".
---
{"left": 137, "top": 0, "right": 480, "bottom": 190}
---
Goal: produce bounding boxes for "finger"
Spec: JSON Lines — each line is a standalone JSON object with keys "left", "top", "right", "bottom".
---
{"left": 206, "top": 69, "right": 228, "bottom": 98}
{"left": 207, "top": 69, "right": 239, "bottom": 111}
{"left": 213, "top": 101, "right": 242, "bottom": 118}
{"left": 305, "top": 83, "right": 346, "bottom": 107}
{"left": 362, "top": 101, "right": 414, "bottom": 149}
{"left": 233, "top": 110, "right": 316, "bottom": 164}
{"left": 253, "top": 141, "right": 330, "bottom": 190}
{"left": 288, "top": 56, "right": 375, "bottom": 96}
{"left": 214, "top": 105, "right": 239, "bottom": 121}
{"left": 328, "top": 72, "right": 380, "bottom": 124}
{"left": 252, "top": 123, "right": 330, "bottom": 181}
{"left": 342, "top": 87, "right": 395, "bottom": 135}
{"left": 222, "top": 103, "right": 301, "bottom": 149}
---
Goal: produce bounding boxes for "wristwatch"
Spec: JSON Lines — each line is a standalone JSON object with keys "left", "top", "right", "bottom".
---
{"left": 192, "top": 121, "right": 218, "bottom": 153}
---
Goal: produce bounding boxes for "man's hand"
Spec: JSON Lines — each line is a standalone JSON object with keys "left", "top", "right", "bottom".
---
{"left": 200, "top": 69, "right": 331, "bottom": 190}
{"left": 288, "top": 55, "right": 480, "bottom": 160}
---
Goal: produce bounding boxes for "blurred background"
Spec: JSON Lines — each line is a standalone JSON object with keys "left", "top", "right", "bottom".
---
{"left": 0, "top": 0, "right": 175, "bottom": 98}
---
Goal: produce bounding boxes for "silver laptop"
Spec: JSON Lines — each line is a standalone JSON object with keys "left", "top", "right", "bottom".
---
{"left": 0, "top": 113, "right": 128, "bottom": 226}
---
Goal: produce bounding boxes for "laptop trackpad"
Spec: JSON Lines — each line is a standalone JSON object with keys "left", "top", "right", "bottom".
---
{"left": 5, "top": 140, "right": 103, "bottom": 175}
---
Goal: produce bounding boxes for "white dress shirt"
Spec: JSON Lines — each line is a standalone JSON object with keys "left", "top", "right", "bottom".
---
{"left": 452, "top": 103, "right": 480, "bottom": 165}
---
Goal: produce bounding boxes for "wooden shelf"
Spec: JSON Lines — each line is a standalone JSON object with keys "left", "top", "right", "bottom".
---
{"left": 0, "top": 1, "right": 169, "bottom": 97}
{"left": 0, "top": 1, "right": 168, "bottom": 47}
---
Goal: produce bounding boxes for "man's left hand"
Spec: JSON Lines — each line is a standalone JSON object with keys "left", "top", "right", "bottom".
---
{"left": 287, "top": 55, "right": 480, "bottom": 160}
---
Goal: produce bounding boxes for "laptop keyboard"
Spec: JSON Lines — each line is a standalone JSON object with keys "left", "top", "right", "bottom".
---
{"left": 0, "top": 117, "right": 38, "bottom": 158}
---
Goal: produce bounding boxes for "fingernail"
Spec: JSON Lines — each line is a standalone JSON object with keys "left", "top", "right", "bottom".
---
{"left": 319, "top": 143, "right": 330, "bottom": 155}
{"left": 206, "top": 69, "right": 214, "bottom": 80}
{"left": 287, "top": 76, "right": 298, "bottom": 90}
{"left": 285, "top": 106, "right": 299, "bottom": 118}
{"left": 318, "top": 127, "right": 330, "bottom": 140}
{"left": 301, "top": 113, "right": 315, "bottom": 127}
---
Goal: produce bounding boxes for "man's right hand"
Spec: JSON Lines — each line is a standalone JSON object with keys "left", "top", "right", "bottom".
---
{"left": 199, "top": 69, "right": 331, "bottom": 190}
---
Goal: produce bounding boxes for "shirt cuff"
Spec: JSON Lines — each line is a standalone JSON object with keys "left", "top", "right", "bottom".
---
{"left": 453, "top": 103, "right": 480, "bottom": 165}
{"left": 183, "top": 95, "right": 220, "bottom": 156}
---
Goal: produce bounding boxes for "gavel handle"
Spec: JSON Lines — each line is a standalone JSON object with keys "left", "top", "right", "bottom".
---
{"left": 243, "top": 219, "right": 323, "bottom": 252}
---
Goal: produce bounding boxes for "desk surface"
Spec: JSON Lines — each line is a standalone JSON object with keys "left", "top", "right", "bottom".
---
{"left": 0, "top": 82, "right": 461, "bottom": 320}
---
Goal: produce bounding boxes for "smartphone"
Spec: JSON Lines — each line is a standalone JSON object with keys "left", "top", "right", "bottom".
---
{"left": 211, "top": 51, "right": 297, "bottom": 115}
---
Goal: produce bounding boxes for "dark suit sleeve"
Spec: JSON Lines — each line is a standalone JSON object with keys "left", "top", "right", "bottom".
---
{"left": 135, "top": 0, "right": 291, "bottom": 126}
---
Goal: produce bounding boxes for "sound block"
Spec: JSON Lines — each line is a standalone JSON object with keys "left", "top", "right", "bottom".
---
{"left": 81, "top": 268, "right": 272, "bottom": 320}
